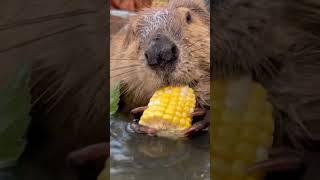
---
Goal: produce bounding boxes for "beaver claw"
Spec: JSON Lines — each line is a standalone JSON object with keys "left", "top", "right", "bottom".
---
{"left": 130, "top": 106, "right": 158, "bottom": 136}
{"left": 185, "top": 118, "right": 209, "bottom": 137}
{"left": 130, "top": 106, "right": 148, "bottom": 119}
{"left": 185, "top": 109, "right": 209, "bottom": 137}
{"left": 129, "top": 122, "right": 158, "bottom": 136}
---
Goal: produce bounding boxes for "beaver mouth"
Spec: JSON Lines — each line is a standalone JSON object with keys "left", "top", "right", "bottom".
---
{"left": 158, "top": 72, "right": 198, "bottom": 88}
{"left": 149, "top": 61, "right": 177, "bottom": 75}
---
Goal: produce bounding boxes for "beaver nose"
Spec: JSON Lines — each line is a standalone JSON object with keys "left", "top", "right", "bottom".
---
{"left": 144, "top": 35, "right": 179, "bottom": 68}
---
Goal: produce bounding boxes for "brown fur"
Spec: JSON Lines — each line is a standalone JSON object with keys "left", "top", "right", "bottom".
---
{"left": 111, "top": 0, "right": 210, "bottom": 110}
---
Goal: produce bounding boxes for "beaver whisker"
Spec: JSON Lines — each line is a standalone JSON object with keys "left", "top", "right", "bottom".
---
{"left": 46, "top": 65, "right": 105, "bottom": 115}
{"left": 174, "top": 69, "right": 197, "bottom": 87}
{"left": 184, "top": 45, "right": 208, "bottom": 54}
{"left": 288, "top": 105, "right": 313, "bottom": 139}
{"left": 45, "top": 83, "right": 74, "bottom": 114}
{"left": 110, "top": 64, "right": 141, "bottom": 72}
{"left": 120, "top": 73, "right": 141, "bottom": 82}
{"left": 111, "top": 69, "right": 139, "bottom": 79}
{"left": 187, "top": 53, "right": 208, "bottom": 61}
{"left": 183, "top": 37, "right": 205, "bottom": 44}
{"left": 31, "top": 64, "right": 56, "bottom": 72}
{"left": 188, "top": 47, "right": 208, "bottom": 54}
{"left": 182, "top": 38, "right": 207, "bottom": 49}
{"left": 176, "top": 37, "right": 206, "bottom": 47}
{"left": 187, "top": 76, "right": 198, "bottom": 88}
{"left": 39, "top": 86, "right": 64, "bottom": 110}
{"left": 184, "top": 27, "right": 209, "bottom": 34}
{"left": 249, "top": 57, "right": 284, "bottom": 82}
{"left": 126, "top": 80, "right": 156, "bottom": 102}
{"left": 190, "top": 56, "right": 207, "bottom": 60}
{"left": 119, "top": 80, "right": 142, "bottom": 97}
{"left": 184, "top": 44, "right": 209, "bottom": 50}
{"left": 30, "top": 70, "right": 56, "bottom": 89}
{"left": 185, "top": 28, "right": 209, "bottom": 35}
{"left": 31, "top": 78, "right": 61, "bottom": 107}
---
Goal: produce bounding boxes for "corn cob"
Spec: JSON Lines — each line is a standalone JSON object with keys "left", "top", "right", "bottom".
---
{"left": 211, "top": 77, "right": 274, "bottom": 180}
{"left": 139, "top": 86, "right": 196, "bottom": 131}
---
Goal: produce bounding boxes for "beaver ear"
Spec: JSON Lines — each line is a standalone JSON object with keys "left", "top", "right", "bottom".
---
{"left": 193, "top": 0, "right": 208, "bottom": 8}
{"left": 184, "top": 0, "right": 209, "bottom": 13}
{"left": 170, "top": 0, "right": 208, "bottom": 12}
{"left": 189, "top": 0, "right": 210, "bottom": 24}
{"left": 171, "top": 0, "right": 209, "bottom": 21}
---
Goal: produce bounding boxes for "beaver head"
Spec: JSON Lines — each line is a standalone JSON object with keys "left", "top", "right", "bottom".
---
{"left": 111, "top": 0, "right": 210, "bottom": 108}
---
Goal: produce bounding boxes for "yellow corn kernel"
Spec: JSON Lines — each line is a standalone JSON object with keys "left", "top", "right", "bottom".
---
{"left": 211, "top": 77, "right": 274, "bottom": 180}
{"left": 139, "top": 86, "right": 196, "bottom": 131}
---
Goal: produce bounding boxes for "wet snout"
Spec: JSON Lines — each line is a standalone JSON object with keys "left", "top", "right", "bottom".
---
{"left": 144, "top": 34, "right": 179, "bottom": 70}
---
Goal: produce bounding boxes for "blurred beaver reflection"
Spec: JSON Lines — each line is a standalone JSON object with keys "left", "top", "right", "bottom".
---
{"left": 213, "top": 0, "right": 320, "bottom": 179}
{"left": 0, "top": 0, "right": 108, "bottom": 180}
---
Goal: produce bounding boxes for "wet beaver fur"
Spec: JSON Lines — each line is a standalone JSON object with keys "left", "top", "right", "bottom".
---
{"left": 213, "top": 0, "right": 320, "bottom": 179}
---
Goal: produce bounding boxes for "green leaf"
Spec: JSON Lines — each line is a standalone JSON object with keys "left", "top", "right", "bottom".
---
{"left": 110, "top": 82, "right": 120, "bottom": 114}
{"left": 0, "top": 64, "right": 31, "bottom": 167}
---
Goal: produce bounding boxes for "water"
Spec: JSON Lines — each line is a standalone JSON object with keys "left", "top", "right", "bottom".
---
{"left": 110, "top": 114, "right": 210, "bottom": 180}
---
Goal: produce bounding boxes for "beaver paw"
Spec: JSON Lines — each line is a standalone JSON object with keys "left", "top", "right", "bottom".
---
{"left": 129, "top": 122, "right": 158, "bottom": 136}
{"left": 129, "top": 106, "right": 158, "bottom": 136}
{"left": 185, "top": 109, "right": 209, "bottom": 137}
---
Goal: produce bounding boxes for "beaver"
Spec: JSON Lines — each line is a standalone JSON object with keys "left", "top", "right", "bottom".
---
{"left": 111, "top": 0, "right": 210, "bottom": 136}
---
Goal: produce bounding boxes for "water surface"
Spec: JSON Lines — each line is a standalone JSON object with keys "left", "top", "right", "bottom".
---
{"left": 110, "top": 113, "right": 210, "bottom": 180}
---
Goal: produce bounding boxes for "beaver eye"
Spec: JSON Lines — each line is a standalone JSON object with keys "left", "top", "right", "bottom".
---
{"left": 186, "top": 12, "right": 192, "bottom": 24}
